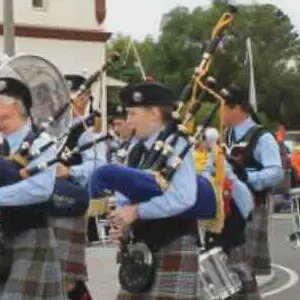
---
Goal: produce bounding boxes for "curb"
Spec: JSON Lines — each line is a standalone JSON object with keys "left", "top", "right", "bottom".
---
{"left": 257, "top": 270, "right": 276, "bottom": 288}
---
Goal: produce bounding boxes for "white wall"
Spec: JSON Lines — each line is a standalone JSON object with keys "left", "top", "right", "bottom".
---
{"left": 0, "top": 0, "right": 101, "bottom": 29}
{"left": 0, "top": 36, "right": 106, "bottom": 75}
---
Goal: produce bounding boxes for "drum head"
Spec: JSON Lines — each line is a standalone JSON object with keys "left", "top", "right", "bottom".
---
{"left": 0, "top": 54, "right": 71, "bottom": 150}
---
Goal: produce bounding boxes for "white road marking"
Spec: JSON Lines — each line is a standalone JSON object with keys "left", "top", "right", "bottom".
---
{"left": 272, "top": 214, "right": 292, "bottom": 220}
{"left": 262, "top": 264, "right": 299, "bottom": 298}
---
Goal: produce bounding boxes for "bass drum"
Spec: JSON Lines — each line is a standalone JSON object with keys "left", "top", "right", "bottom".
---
{"left": 0, "top": 54, "right": 71, "bottom": 150}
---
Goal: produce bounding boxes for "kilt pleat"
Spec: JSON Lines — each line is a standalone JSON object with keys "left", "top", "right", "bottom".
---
{"left": 51, "top": 217, "right": 88, "bottom": 287}
{"left": 245, "top": 204, "right": 271, "bottom": 276}
{"left": 227, "top": 246, "right": 261, "bottom": 300}
{"left": 0, "top": 227, "right": 65, "bottom": 300}
{"left": 116, "top": 234, "right": 202, "bottom": 300}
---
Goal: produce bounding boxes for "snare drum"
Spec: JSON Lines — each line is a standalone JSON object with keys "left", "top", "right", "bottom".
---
{"left": 198, "top": 247, "right": 242, "bottom": 300}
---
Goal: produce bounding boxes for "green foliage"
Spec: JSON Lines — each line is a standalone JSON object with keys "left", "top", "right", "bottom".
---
{"left": 107, "top": 3, "right": 300, "bottom": 128}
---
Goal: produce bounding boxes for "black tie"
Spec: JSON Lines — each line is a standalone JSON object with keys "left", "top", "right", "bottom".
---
{"left": 127, "top": 140, "right": 146, "bottom": 168}
{"left": 0, "top": 137, "right": 10, "bottom": 156}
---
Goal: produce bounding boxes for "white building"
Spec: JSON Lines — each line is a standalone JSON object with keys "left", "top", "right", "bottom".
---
{"left": 0, "top": 0, "right": 110, "bottom": 74}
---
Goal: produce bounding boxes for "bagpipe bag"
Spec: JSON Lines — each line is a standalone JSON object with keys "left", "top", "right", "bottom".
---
{"left": 91, "top": 163, "right": 217, "bottom": 220}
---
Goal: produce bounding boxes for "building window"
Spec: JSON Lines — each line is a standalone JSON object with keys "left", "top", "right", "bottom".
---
{"left": 32, "top": 0, "right": 47, "bottom": 10}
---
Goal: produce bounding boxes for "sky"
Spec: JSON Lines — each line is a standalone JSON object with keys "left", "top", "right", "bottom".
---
{"left": 105, "top": 0, "right": 300, "bottom": 40}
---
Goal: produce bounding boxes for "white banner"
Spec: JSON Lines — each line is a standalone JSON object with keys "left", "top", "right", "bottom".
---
{"left": 246, "top": 37, "right": 258, "bottom": 112}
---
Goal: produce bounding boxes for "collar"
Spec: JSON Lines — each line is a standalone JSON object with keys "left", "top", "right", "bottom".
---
{"left": 233, "top": 117, "right": 256, "bottom": 141}
{"left": 4, "top": 122, "right": 32, "bottom": 154}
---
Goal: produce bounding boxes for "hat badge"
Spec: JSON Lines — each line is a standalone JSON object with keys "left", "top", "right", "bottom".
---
{"left": 66, "top": 80, "right": 73, "bottom": 91}
{"left": 0, "top": 80, "right": 7, "bottom": 91}
{"left": 116, "top": 105, "right": 123, "bottom": 113}
{"left": 133, "top": 91, "right": 143, "bottom": 103}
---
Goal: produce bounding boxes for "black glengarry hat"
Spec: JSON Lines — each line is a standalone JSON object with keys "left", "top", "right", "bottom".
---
{"left": 120, "top": 82, "right": 176, "bottom": 107}
{"left": 221, "top": 83, "right": 248, "bottom": 106}
{"left": 108, "top": 103, "right": 127, "bottom": 119}
{"left": 64, "top": 74, "right": 86, "bottom": 92}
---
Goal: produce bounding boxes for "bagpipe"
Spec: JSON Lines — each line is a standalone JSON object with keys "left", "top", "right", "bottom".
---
{"left": 0, "top": 54, "right": 115, "bottom": 218}
{"left": 91, "top": 6, "right": 239, "bottom": 233}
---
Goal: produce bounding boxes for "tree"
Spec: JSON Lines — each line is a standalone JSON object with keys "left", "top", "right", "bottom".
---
{"left": 107, "top": 3, "right": 300, "bottom": 127}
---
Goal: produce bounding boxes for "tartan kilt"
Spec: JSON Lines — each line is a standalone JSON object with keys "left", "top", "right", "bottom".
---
{"left": 50, "top": 217, "right": 88, "bottom": 288}
{"left": 227, "top": 246, "right": 261, "bottom": 300}
{"left": 116, "top": 234, "right": 202, "bottom": 300}
{"left": 0, "top": 227, "right": 65, "bottom": 300}
{"left": 245, "top": 203, "right": 271, "bottom": 275}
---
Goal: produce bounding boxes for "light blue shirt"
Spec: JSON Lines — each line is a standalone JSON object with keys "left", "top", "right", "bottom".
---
{"left": 231, "top": 118, "right": 284, "bottom": 191}
{"left": 0, "top": 122, "right": 56, "bottom": 206}
{"left": 69, "top": 117, "right": 107, "bottom": 187}
{"left": 117, "top": 129, "right": 197, "bottom": 219}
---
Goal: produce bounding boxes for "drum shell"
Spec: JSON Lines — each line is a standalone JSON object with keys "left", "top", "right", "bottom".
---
{"left": 198, "top": 247, "right": 242, "bottom": 300}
